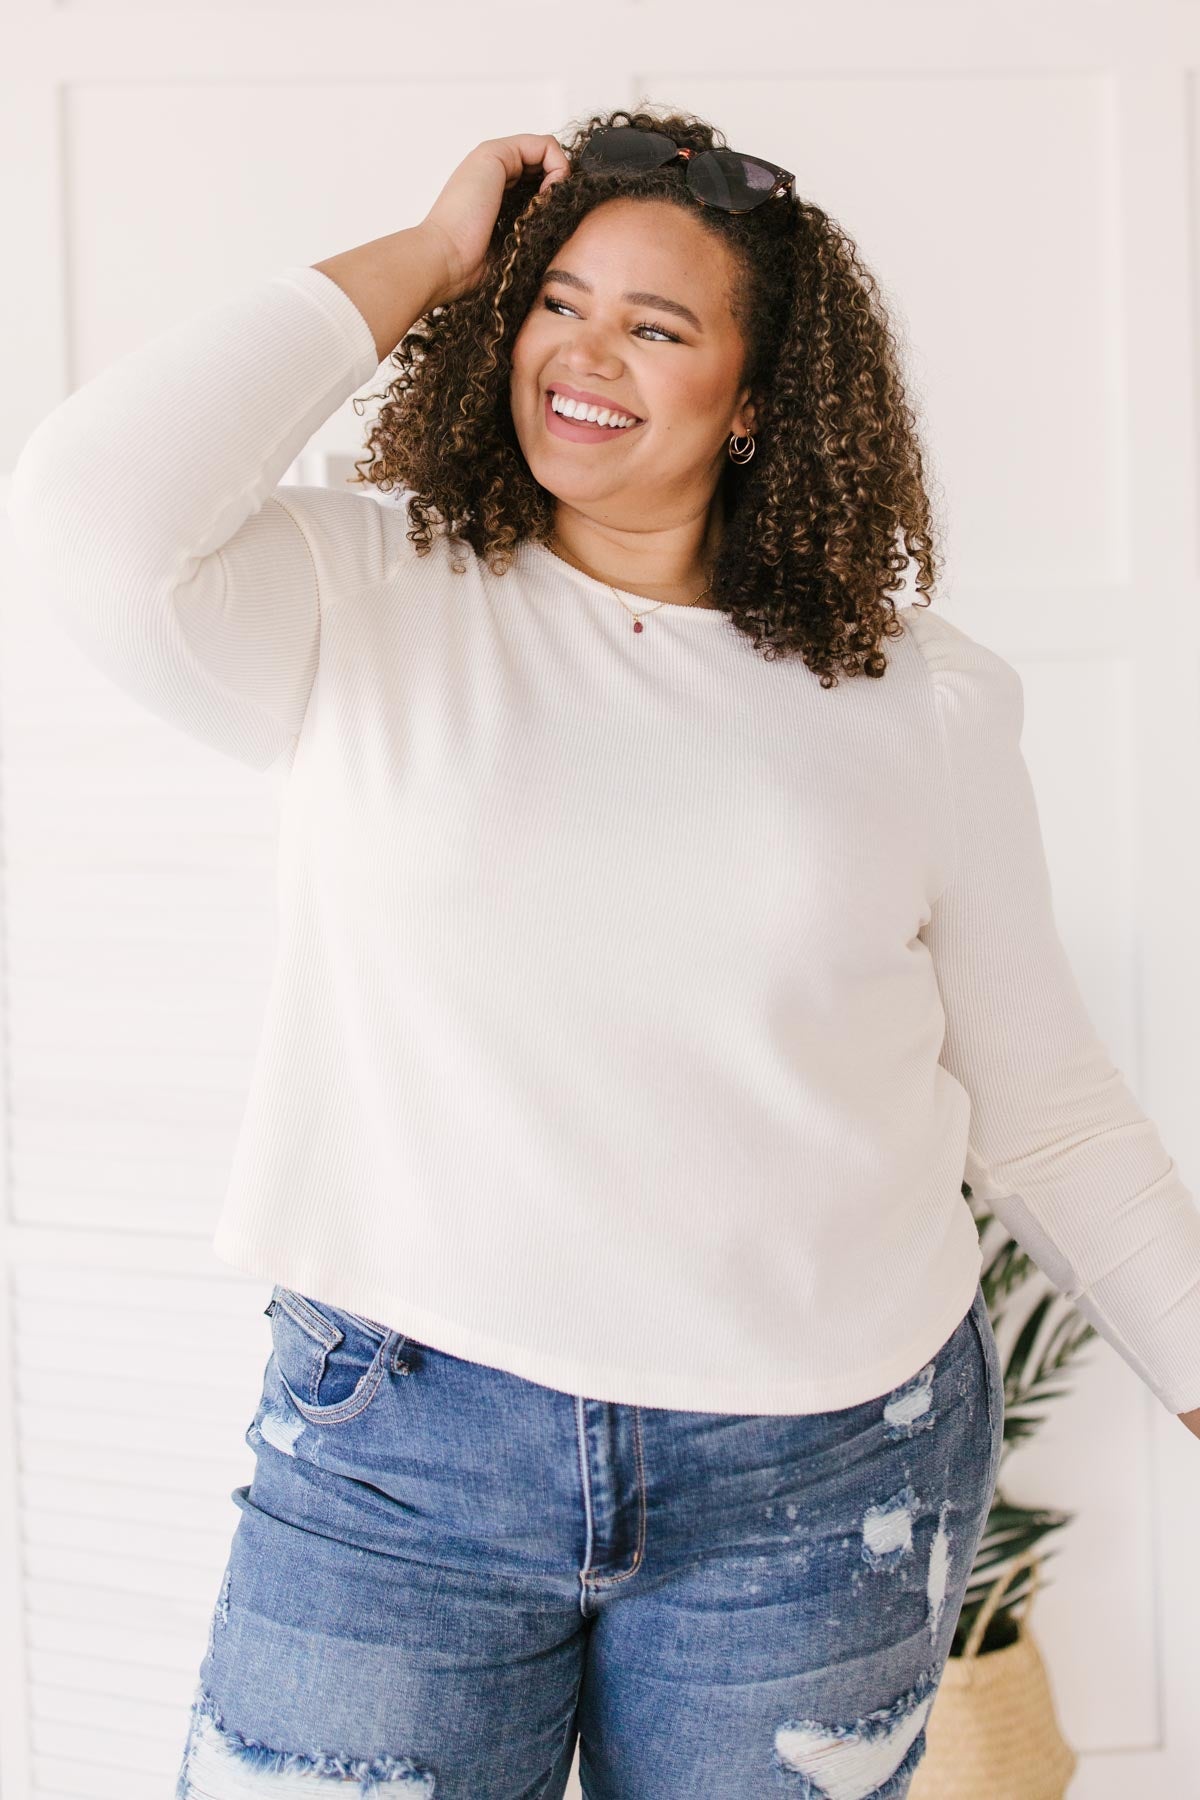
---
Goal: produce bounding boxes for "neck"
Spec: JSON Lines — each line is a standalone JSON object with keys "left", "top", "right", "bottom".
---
{"left": 547, "top": 507, "right": 724, "bottom": 608}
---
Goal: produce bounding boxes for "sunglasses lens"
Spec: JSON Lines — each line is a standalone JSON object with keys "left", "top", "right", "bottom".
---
{"left": 577, "top": 131, "right": 789, "bottom": 212}
{"left": 579, "top": 126, "right": 680, "bottom": 173}
{"left": 690, "top": 149, "right": 783, "bottom": 211}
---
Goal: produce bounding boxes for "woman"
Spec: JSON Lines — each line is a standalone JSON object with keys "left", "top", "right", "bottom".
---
{"left": 10, "top": 107, "right": 1200, "bottom": 1800}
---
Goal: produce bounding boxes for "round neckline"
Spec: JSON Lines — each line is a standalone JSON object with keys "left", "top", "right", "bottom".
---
{"left": 526, "top": 538, "right": 729, "bottom": 621}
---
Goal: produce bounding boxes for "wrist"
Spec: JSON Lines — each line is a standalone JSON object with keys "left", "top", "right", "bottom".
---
{"left": 409, "top": 219, "right": 461, "bottom": 308}
{"left": 311, "top": 224, "right": 451, "bottom": 365}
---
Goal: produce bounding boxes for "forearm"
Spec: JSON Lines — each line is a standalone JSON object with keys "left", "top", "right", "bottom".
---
{"left": 312, "top": 225, "right": 450, "bottom": 365}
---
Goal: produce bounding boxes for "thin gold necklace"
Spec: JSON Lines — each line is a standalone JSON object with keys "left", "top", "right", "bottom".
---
{"left": 547, "top": 534, "right": 714, "bottom": 632}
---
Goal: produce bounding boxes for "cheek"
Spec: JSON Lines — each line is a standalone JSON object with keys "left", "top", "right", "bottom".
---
{"left": 506, "top": 324, "right": 528, "bottom": 384}
{"left": 510, "top": 315, "right": 550, "bottom": 382}
{"left": 646, "top": 365, "right": 729, "bottom": 428}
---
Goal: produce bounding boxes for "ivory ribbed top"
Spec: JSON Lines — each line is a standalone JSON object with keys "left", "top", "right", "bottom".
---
{"left": 9, "top": 263, "right": 1200, "bottom": 1414}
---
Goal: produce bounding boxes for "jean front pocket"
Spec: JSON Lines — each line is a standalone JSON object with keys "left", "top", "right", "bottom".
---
{"left": 265, "top": 1285, "right": 400, "bottom": 1425}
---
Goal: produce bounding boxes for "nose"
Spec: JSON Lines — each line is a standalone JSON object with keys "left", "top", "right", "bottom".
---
{"left": 561, "top": 323, "right": 625, "bottom": 381}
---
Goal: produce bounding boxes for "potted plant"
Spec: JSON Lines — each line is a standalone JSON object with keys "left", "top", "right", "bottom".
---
{"left": 908, "top": 1182, "right": 1084, "bottom": 1798}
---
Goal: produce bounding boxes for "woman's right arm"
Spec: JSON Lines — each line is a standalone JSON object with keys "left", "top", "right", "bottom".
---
{"left": 5, "top": 136, "right": 567, "bottom": 772}
{"left": 6, "top": 258, "right": 408, "bottom": 771}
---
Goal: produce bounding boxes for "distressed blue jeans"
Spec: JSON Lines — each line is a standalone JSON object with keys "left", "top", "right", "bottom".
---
{"left": 175, "top": 1278, "right": 1004, "bottom": 1799}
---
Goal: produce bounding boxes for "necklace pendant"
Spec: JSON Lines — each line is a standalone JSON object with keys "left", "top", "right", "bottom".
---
{"left": 633, "top": 618, "right": 643, "bottom": 632}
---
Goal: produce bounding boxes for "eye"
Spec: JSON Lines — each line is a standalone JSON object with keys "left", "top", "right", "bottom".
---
{"left": 632, "top": 318, "right": 682, "bottom": 344}
{"left": 541, "top": 295, "right": 681, "bottom": 343}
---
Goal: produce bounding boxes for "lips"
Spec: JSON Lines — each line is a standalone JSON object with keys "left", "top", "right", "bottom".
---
{"left": 546, "top": 385, "right": 644, "bottom": 424}
{"left": 543, "top": 391, "right": 644, "bottom": 443}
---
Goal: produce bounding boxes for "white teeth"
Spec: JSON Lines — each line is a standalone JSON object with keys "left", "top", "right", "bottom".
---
{"left": 549, "top": 392, "right": 638, "bottom": 428}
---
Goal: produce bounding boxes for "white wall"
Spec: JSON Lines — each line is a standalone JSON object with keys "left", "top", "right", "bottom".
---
{"left": 2, "top": 4, "right": 1200, "bottom": 1796}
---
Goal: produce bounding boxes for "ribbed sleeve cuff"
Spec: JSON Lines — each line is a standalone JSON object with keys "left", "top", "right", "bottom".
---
{"left": 270, "top": 263, "right": 383, "bottom": 388}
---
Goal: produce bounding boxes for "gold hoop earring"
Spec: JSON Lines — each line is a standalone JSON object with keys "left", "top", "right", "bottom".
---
{"left": 728, "top": 433, "right": 756, "bottom": 465}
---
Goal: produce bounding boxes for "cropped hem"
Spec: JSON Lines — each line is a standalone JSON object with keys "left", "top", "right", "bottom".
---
{"left": 212, "top": 1223, "right": 984, "bottom": 1417}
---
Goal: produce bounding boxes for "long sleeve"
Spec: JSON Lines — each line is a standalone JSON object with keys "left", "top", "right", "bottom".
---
{"left": 5, "top": 264, "right": 385, "bottom": 771}
{"left": 908, "top": 603, "right": 1200, "bottom": 1415}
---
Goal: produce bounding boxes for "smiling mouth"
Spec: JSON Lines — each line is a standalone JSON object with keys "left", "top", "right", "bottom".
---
{"left": 543, "top": 393, "right": 645, "bottom": 441}
{"left": 545, "top": 388, "right": 645, "bottom": 427}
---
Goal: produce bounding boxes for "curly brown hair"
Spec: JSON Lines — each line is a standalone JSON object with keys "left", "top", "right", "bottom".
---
{"left": 349, "top": 104, "right": 941, "bottom": 687}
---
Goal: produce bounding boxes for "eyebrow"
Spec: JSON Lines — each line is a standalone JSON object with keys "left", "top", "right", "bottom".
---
{"left": 540, "top": 267, "right": 703, "bottom": 334}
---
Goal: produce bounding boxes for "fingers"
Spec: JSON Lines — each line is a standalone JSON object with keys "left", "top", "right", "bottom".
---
{"left": 487, "top": 133, "right": 570, "bottom": 193}
{"left": 509, "top": 132, "right": 569, "bottom": 176}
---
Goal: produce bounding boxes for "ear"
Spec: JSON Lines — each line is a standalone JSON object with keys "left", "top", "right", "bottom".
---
{"left": 732, "top": 389, "right": 757, "bottom": 438}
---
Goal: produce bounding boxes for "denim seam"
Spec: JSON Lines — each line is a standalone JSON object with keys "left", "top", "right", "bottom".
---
{"left": 966, "top": 1288, "right": 1004, "bottom": 1493}
{"left": 584, "top": 1406, "right": 646, "bottom": 1590}
{"left": 574, "top": 1395, "right": 596, "bottom": 1589}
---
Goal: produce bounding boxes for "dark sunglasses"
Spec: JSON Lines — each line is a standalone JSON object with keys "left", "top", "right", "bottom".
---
{"left": 578, "top": 126, "right": 794, "bottom": 216}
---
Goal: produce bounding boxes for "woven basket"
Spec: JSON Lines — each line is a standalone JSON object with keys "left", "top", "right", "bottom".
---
{"left": 908, "top": 1548, "right": 1078, "bottom": 1799}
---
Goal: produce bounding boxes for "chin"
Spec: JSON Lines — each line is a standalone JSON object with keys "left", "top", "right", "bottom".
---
{"left": 535, "top": 463, "right": 616, "bottom": 500}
